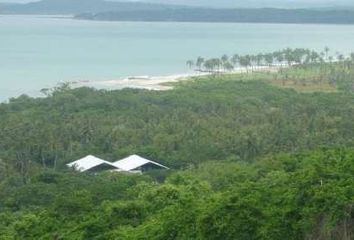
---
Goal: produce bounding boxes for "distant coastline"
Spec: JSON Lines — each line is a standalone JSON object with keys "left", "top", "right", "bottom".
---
{"left": 2, "top": 0, "right": 354, "bottom": 25}
{"left": 74, "top": 8, "right": 354, "bottom": 25}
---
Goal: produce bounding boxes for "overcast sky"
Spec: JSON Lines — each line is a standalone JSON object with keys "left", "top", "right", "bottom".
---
{"left": 1, "top": 0, "right": 354, "bottom": 8}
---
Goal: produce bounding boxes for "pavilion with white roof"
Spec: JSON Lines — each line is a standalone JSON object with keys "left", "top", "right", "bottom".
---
{"left": 113, "top": 154, "right": 169, "bottom": 173}
{"left": 66, "top": 155, "right": 120, "bottom": 173}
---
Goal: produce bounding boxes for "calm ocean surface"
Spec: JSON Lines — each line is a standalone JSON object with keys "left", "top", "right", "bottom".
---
{"left": 1, "top": 15, "right": 354, "bottom": 101}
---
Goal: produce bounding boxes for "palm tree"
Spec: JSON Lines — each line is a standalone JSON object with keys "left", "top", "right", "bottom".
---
{"left": 213, "top": 58, "right": 222, "bottom": 73}
{"left": 293, "top": 48, "right": 307, "bottom": 65}
{"left": 186, "top": 60, "right": 194, "bottom": 70}
{"left": 350, "top": 52, "right": 354, "bottom": 62}
{"left": 204, "top": 59, "right": 216, "bottom": 73}
{"left": 274, "top": 51, "right": 284, "bottom": 67}
{"left": 220, "top": 55, "right": 228, "bottom": 71}
{"left": 224, "top": 62, "right": 234, "bottom": 72}
{"left": 264, "top": 53, "right": 274, "bottom": 67}
{"left": 239, "top": 55, "right": 251, "bottom": 73}
{"left": 255, "top": 54, "right": 264, "bottom": 69}
{"left": 324, "top": 46, "right": 330, "bottom": 61}
{"left": 328, "top": 56, "right": 334, "bottom": 63}
{"left": 196, "top": 57, "right": 205, "bottom": 72}
{"left": 231, "top": 54, "right": 239, "bottom": 67}
{"left": 250, "top": 55, "right": 258, "bottom": 71}
{"left": 337, "top": 53, "right": 345, "bottom": 62}
{"left": 221, "top": 54, "right": 229, "bottom": 63}
{"left": 310, "top": 51, "right": 320, "bottom": 64}
{"left": 284, "top": 48, "right": 294, "bottom": 66}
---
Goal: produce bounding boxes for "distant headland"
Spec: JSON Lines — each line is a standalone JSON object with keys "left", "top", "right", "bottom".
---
{"left": 2, "top": 0, "right": 354, "bottom": 24}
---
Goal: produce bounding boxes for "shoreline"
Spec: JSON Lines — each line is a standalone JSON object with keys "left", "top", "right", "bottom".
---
{"left": 70, "top": 65, "right": 281, "bottom": 91}
{"left": 70, "top": 72, "right": 208, "bottom": 91}
{"left": 0, "top": 66, "right": 281, "bottom": 103}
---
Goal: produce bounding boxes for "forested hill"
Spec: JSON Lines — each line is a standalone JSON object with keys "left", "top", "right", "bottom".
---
{"left": 0, "top": 0, "right": 182, "bottom": 15}
{"left": 140, "top": 0, "right": 354, "bottom": 9}
{"left": 75, "top": 8, "right": 354, "bottom": 24}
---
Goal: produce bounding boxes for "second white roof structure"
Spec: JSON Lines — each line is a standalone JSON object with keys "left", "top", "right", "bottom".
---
{"left": 67, "top": 155, "right": 119, "bottom": 172}
{"left": 113, "top": 154, "right": 169, "bottom": 172}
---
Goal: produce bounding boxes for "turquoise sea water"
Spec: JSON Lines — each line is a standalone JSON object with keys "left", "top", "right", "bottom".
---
{"left": 1, "top": 15, "right": 354, "bottom": 101}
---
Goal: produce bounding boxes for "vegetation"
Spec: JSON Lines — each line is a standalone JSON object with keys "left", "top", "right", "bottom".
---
{"left": 187, "top": 48, "right": 354, "bottom": 93}
{"left": 0, "top": 149, "right": 353, "bottom": 239}
{"left": 1, "top": 57, "right": 354, "bottom": 238}
{"left": 187, "top": 47, "right": 353, "bottom": 73}
{"left": 76, "top": 8, "right": 354, "bottom": 24}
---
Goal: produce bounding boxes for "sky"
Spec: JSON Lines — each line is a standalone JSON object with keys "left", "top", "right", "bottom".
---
{"left": 1, "top": 0, "right": 354, "bottom": 8}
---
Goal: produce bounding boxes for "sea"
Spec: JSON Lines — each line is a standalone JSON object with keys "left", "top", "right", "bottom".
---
{"left": 1, "top": 14, "right": 354, "bottom": 101}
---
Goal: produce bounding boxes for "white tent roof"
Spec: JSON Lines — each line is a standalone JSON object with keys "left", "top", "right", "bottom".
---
{"left": 113, "top": 154, "right": 169, "bottom": 171}
{"left": 67, "top": 155, "right": 118, "bottom": 172}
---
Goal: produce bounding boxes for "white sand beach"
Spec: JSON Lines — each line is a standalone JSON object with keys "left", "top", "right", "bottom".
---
{"left": 71, "top": 72, "right": 210, "bottom": 91}
{"left": 71, "top": 65, "right": 282, "bottom": 91}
